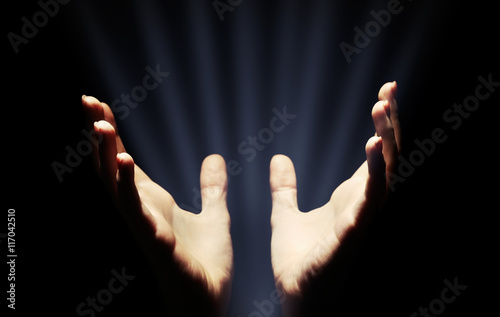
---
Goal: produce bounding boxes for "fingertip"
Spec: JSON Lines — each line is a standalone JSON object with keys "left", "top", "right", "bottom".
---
{"left": 365, "top": 135, "right": 382, "bottom": 153}
{"left": 117, "top": 152, "right": 134, "bottom": 167}
{"left": 364, "top": 135, "right": 386, "bottom": 204}
{"left": 371, "top": 100, "right": 389, "bottom": 123}
{"left": 82, "top": 95, "right": 101, "bottom": 107}
{"left": 270, "top": 154, "right": 292, "bottom": 171}
{"left": 269, "top": 154, "right": 299, "bottom": 213}
{"left": 270, "top": 154, "right": 297, "bottom": 192}
{"left": 378, "top": 81, "right": 397, "bottom": 101}
{"left": 117, "top": 152, "right": 135, "bottom": 184}
{"left": 203, "top": 154, "right": 227, "bottom": 170}
{"left": 94, "top": 120, "right": 115, "bottom": 133}
{"left": 201, "top": 154, "right": 228, "bottom": 193}
{"left": 366, "top": 135, "right": 383, "bottom": 171}
{"left": 199, "top": 155, "right": 228, "bottom": 213}
{"left": 82, "top": 95, "right": 105, "bottom": 125}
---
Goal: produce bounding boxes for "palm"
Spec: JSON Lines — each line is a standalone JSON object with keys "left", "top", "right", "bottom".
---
{"left": 271, "top": 161, "right": 372, "bottom": 294}
{"left": 131, "top": 167, "right": 233, "bottom": 296}
{"left": 270, "top": 82, "right": 401, "bottom": 314}
{"left": 82, "top": 96, "right": 232, "bottom": 315}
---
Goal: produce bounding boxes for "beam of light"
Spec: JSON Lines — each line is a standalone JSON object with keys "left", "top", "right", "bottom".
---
{"left": 64, "top": 1, "right": 442, "bottom": 315}
{"left": 131, "top": 0, "right": 201, "bottom": 193}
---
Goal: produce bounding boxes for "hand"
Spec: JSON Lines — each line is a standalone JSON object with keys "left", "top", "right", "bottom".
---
{"left": 82, "top": 96, "right": 233, "bottom": 316}
{"left": 269, "top": 82, "right": 401, "bottom": 316}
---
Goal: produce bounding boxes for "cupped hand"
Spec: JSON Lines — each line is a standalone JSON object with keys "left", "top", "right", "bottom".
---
{"left": 82, "top": 96, "right": 233, "bottom": 316}
{"left": 270, "top": 82, "right": 401, "bottom": 316}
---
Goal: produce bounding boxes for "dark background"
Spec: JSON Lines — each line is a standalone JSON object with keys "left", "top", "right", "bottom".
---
{"left": 4, "top": 0, "right": 498, "bottom": 316}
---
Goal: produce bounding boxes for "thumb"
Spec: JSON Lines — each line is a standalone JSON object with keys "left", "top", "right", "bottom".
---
{"left": 270, "top": 154, "right": 299, "bottom": 212}
{"left": 200, "top": 154, "right": 228, "bottom": 213}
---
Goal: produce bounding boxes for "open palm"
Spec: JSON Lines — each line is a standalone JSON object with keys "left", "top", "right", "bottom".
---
{"left": 82, "top": 96, "right": 233, "bottom": 316}
{"left": 270, "top": 82, "right": 401, "bottom": 315}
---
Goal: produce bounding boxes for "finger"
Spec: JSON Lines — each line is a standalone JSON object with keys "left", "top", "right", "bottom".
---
{"left": 378, "top": 81, "right": 401, "bottom": 150}
{"left": 82, "top": 95, "right": 105, "bottom": 125}
{"left": 94, "top": 120, "right": 118, "bottom": 198}
{"left": 200, "top": 154, "right": 228, "bottom": 213}
{"left": 364, "top": 136, "right": 385, "bottom": 202}
{"left": 82, "top": 95, "right": 105, "bottom": 171}
{"left": 117, "top": 152, "right": 135, "bottom": 189}
{"left": 270, "top": 154, "right": 299, "bottom": 212}
{"left": 372, "top": 100, "right": 398, "bottom": 178}
{"left": 101, "top": 101, "right": 126, "bottom": 153}
{"left": 116, "top": 152, "right": 159, "bottom": 240}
